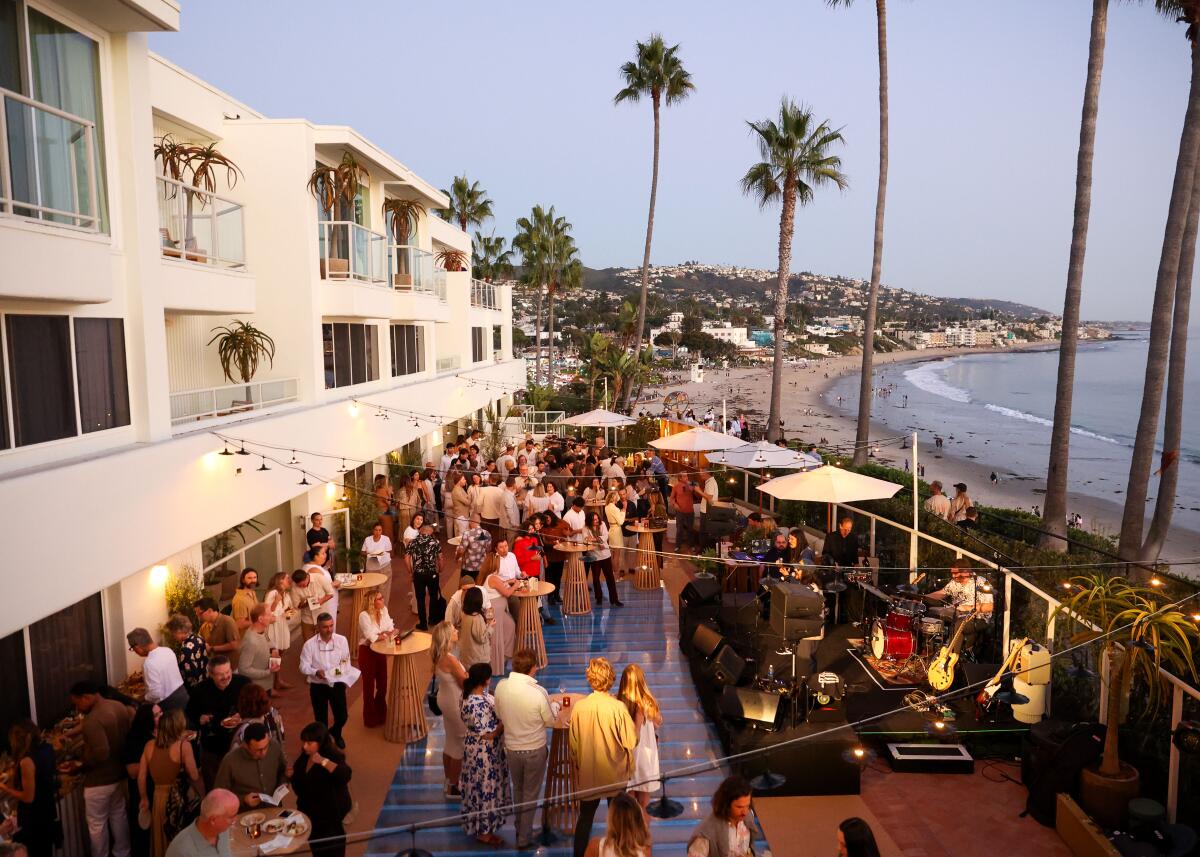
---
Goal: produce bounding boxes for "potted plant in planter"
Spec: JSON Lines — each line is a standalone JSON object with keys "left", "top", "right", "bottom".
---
{"left": 154, "top": 134, "right": 241, "bottom": 263}
{"left": 1053, "top": 574, "right": 1199, "bottom": 828}
{"left": 207, "top": 321, "right": 276, "bottom": 408}
{"left": 435, "top": 248, "right": 468, "bottom": 272}
{"left": 382, "top": 197, "right": 426, "bottom": 287}
{"left": 308, "top": 153, "right": 369, "bottom": 279}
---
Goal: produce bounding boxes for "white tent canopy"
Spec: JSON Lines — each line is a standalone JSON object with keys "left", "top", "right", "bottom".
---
{"left": 649, "top": 426, "right": 746, "bottom": 453}
{"left": 707, "top": 441, "right": 822, "bottom": 470}
{"left": 560, "top": 408, "right": 638, "bottom": 428}
{"left": 756, "top": 465, "right": 903, "bottom": 503}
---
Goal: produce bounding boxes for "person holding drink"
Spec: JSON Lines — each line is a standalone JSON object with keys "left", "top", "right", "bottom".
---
{"left": 357, "top": 590, "right": 397, "bottom": 728}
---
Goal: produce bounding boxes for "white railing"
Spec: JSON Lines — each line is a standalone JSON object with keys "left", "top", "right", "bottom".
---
{"left": 202, "top": 527, "right": 283, "bottom": 583}
{"left": 436, "top": 355, "right": 460, "bottom": 373}
{"left": 318, "top": 220, "right": 386, "bottom": 284}
{"left": 521, "top": 409, "right": 565, "bottom": 437}
{"left": 471, "top": 278, "right": 498, "bottom": 310}
{"left": 0, "top": 87, "right": 99, "bottom": 231}
{"left": 170, "top": 377, "right": 299, "bottom": 426}
{"left": 388, "top": 244, "right": 443, "bottom": 298}
{"left": 157, "top": 176, "right": 246, "bottom": 269}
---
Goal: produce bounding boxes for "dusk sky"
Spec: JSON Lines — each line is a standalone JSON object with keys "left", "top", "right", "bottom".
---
{"left": 151, "top": 1, "right": 1193, "bottom": 321}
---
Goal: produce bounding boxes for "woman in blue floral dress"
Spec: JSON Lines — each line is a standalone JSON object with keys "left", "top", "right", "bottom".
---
{"left": 460, "top": 662, "right": 510, "bottom": 846}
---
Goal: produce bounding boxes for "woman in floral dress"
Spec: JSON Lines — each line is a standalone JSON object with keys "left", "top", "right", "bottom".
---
{"left": 460, "top": 662, "right": 509, "bottom": 846}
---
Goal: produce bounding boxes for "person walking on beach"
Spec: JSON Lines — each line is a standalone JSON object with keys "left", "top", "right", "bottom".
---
{"left": 990, "top": 471, "right": 998, "bottom": 486}
{"left": 923, "top": 481, "right": 952, "bottom": 521}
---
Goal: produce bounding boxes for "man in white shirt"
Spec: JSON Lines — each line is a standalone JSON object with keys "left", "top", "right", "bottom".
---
{"left": 563, "top": 497, "right": 587, "bottom": 544}
{"left": 497, "top": 445, "right": 518, "bottom": 480}
{"left": 695, "top": 468, "right": 722, "bottom": 550}
{"left": 445, "top": 575, "right": 483, "bottom": 629}
{"left": 290, "top": 567, "right": 336, "bottom": 641}
{"left": 126, "top": 627, "right": 187, "bottom": 711}
{"left": 360, "top": 523, "right": 394, "bottom": 597}
{"left": 494, "top": 649, "right": 557, "bottom": 850}
{"left": 923, "top": 480, "right": 953, "bottom": 521}
{"left": 299, "top": 613, "right": 353, "bottom": 749}
{"left": 501, "top": 476, "right": 522, "bottom": 544}
{"left": 546, "top": 481, "right": 565, "bottom": 518}
{"left": 478, "top": 475, "right": 506, "bottom": 542}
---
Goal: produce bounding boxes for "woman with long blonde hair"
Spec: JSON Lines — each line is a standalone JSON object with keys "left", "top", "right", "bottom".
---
{"left": 582, "top": 792, "right": 651, "bottom": 857}
{"left": 618, "top": 663, "right": 662, "bottom": 811}
{"left": 138, "top": 708, "right": 203, "bottom": 856}
{"left": 605, "top": 488, "right": 627, "bottom": 578}
{"left": 431, "top": 620, "right": 468, "bottom": 798}
{"left": 358, "top": 589, "right": 395, "bottom": 728}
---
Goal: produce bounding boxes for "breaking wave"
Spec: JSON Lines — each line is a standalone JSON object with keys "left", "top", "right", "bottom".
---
{"left": 982, "top": 403, "right": 1122, "bottom": 445}
{"left": 903, "top": 361, "right": 971, "bottom": 403}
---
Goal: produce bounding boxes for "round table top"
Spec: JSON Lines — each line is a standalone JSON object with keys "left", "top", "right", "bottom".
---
{"left": 627, "top": 525, "right": 666, "bottom": 533}
{"left": 548, "top": 692, "right": 587, "bottom": 729}
{"left": 512, "top": 581, "right": 555, "bottom": 598}
{"left": 337, "top": 572, "right": 388, "bottom": 590}
{"left": 552, "top": 541, "right": 592, "bottom": 553}
{"left": 447, "top": 536, "right": 462, "bottom": 546}
{"left": 231, "top": 808, "right": 311, "bottom": 855}
{"left": 371, "top": 630, "right": 432, "bottom": 657}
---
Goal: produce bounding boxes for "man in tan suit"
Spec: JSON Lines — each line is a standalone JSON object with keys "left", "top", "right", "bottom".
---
{"left": 568, "top": 657, "right": 637, "bottom": 857}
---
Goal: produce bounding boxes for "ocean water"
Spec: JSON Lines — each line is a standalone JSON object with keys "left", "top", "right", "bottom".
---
{"left": 826, "top": 334, "right": 1200, "bottom": 532}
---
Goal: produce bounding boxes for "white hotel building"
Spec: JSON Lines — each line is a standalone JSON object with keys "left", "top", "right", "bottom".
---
{"left": 0, "top": 0, "right": 521, "bottom": 731}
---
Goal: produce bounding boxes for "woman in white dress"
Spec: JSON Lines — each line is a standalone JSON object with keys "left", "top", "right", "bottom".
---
{"left": 479, "top": 555, "right": 516, "bottom": 675}
{"left": 618, "top": 663, "right": 661, "bottom": 811}
{"left": 582, "top": 792, "right": 651, "bottom": 857}
{"left": 605, "top": 489, "right": 627, "bottom": 578}
{"left": 431, "top": 620, "right": 468, "bottom": 798}
{"left": 263, "top": 572, "right": 294, "bottom": 692}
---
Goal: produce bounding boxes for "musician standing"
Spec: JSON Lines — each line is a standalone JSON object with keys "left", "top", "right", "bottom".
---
{"left": 928, "top": 558, "right": 993, "bottom": 658}
{"left": 821, "top": 514, "right": 860, "bottom": 568}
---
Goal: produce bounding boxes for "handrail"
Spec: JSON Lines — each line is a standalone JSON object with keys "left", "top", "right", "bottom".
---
{"left": 471, "top": 278, "right": 499, "bottom": 310}
{"left": 202, "top": 526, "right": 283, "bottom": 578}
{"left": 389, "top": 244, "right": 445, "bottom": 299}
{"left": 170, "top": 377, "right": 299, "bottom": 426}
{"left": 157, "top": 175, "right": 246, "bottom": 269}
{"left": 318, "top": 220, "right": 386, "bottom": 284}
{"left": 0, "top": 86, "right": 99, "bottom": 231}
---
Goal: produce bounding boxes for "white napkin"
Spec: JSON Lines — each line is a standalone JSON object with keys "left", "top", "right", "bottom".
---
{"left": 258, "top": 833, "right": 295, "bottom": 854}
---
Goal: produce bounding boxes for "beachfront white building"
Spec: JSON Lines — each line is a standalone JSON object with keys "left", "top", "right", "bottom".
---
{"left": 0, "top": 0, "right": 520, "bottom": 728}
{"left": 702, "top": 321, "right": 752, "bottom": 349}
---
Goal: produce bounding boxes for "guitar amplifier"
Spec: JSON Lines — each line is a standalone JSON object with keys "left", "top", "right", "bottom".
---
{"left": 769, "top": 581, "right": 824, "bottom": 640}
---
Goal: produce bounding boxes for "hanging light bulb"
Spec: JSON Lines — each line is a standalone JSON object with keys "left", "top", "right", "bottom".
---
{"left": 257, "top": 457, "right": 270, "bottom": 472}
{"left": 337, "top": 459, "right": 348, "bottom": 474}
{"left": 298, "top": 473, "right": 311, "bottom": 486}
{"left": 288, "top": 450, "right": 300, "bottom": 465}
{"left": 236, "top": 442, "right": 251, "bottom": 456}
{"left": 339, "top": 487, "right": 349, "bottom": 503}
{"left": 1150, "top": 576, "right": 1164, "bottom": 588}
{"left": 218, "top": 443, "right": 235, "bottom": 457}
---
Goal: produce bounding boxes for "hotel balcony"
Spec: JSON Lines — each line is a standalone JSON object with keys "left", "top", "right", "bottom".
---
{"left": 169, "top": 377, "right": 300, "bottom": 430}
{"left": 470, "top": 278, "right": 499, "bottom": 311}
{"left": 0, "top": 87, "right": 113, "bottom": 303}
{"left": 157, "top": 176, "right": 255, "bottom": 314}
{"left": 318, "top": 223, "right": 452, "bottom": 321}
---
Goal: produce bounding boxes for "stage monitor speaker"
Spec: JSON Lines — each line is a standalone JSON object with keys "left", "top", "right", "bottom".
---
{"left": 770, "top": 613, "right": 825, "bottom": 641}
{"left": 719, "top": 686, "right": 781, "bottom": 729}
{"left": 707, "top": 645, "right": 747, "bottom": 687}
{"left": 681, "top": 576, "right": 722, "bottom": 608}
{"left": 692, "top": 623, "right": 724, "bottom": 659}
{"left": 769, "top": 580, "right": 825, "bottom": 618}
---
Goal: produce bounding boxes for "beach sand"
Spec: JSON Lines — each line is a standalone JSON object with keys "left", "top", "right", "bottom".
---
{"left": 661, "top": 347, "right": 1200, "bottom": 562}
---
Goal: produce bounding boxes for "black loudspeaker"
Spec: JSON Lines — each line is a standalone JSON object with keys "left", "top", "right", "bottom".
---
{"left": 692, "top": 622, "right": 724, "bottom": 658}
{"left": 719, "top": 686, "right": 781, "bottom": 729}
{"left": 681, "top": 576, "right": 722, "bottom": 607}
{"left": 707, "top": 646, "right": 747, "bottom": 687}
{"left": 769, "top": 581, "right": 824, "bottom": 617}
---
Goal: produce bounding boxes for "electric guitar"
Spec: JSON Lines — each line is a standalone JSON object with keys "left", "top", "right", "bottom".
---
{"left": 975, "top": 637, "right": 1029, "bottom": 720}
{"left": 926, "top": 611, "right": 979, "bottom": 692}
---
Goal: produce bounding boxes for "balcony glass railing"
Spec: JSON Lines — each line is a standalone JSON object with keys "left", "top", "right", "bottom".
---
{"left": 435, "top": 355, "right": 460, "bottom": 373}
{"left": 170, "top": 377, "right": 299, "bottom": 426}
{"left": 158, "top": 176, "right": 246, "bottom": 269}
{"left": 389, "top": 244, "right": 445, "bottom": 299}
{"left": 318, "top": 220, "right": 386, "bottom": 284}
{"left": 471, "top": 278, "right": 498, "bottom": 310}
{"left": 0, "top": 87, "right": 99, "bottom": 230}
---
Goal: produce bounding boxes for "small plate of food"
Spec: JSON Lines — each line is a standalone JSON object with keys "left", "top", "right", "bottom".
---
{"left": 239, "top": 812, "right": 266, "bottom": 828}
{"left": 283, "top": 816, "right": 309, "bottom": 836}
{"left": 220, "top": 715, "right": 241, "bottom": 729}
{"left": 262, "top": 818, "right": 285, "bottom": 834}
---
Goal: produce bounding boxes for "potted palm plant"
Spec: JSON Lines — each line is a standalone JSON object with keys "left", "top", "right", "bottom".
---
{"left": 207, "top": 321, "right": 276, "bottom": 408}
{"left": 435, "top": 248, "right": 468, "bottom": 272}
{"left": 307, "top": 153, "right": 370, "bottom": 278}
{"left": 382, "top": 197, "right": 426, "bottom": 287}
{"left": 1053, "top": 574, "right": 1199, "bottom": 828}
{"left": 154, "top": 134, "right": 241, "bottom": 263}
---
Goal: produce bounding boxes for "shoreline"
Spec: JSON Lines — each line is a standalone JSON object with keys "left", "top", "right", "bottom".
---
{"left": 667, "top": 345, "right": 1200, "bottom": 563}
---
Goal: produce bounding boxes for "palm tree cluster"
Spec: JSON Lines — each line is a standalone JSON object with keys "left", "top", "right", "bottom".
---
{"left": 513, "top": 205, "right": 582, "bottom": 388}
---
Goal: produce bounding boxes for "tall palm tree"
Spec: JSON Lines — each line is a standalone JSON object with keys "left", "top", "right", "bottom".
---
{"left": 742, "top": 99, "right": 848, "bottom": 442}
{"left": 1041, "top": 0, "right": 1111, "bottom": 551}
{"left": 826, "top": 0, "right": 890, "bottom": 468}
{"left": 614, "top": 34, "right": 695, "bottom": 406}
{"left": 513, "top": 205, "right": 571, "bottom": 386}
{"left": 472, "top": 230, "right": 514, "bottom": 282}
{"left": 439, "top": 174, "right": 494, "bottom": 233}
{"left": 1119, "top": 1, "right": 1200, "bottom": 560}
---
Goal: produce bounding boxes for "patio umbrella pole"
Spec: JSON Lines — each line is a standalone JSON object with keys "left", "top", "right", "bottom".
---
{"left": 910, "top": 431, "right": 919, "bottom": 578}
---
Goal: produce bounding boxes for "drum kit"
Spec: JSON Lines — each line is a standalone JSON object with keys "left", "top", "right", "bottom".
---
{"left": 868, "top": 585, "right": 955, "bottom": 672}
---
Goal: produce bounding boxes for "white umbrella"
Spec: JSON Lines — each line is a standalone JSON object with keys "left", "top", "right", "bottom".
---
{"left": 560, "top": 408, "right": 638, "bottom": 428}
{"left": 707, "top": 441, "right": 822, "bottom": 470}
{"left": 649, "top": 426, "right": 746, "bottom": 452}
{"left": 756, "top": 465, "right": 902, "bottom": 503}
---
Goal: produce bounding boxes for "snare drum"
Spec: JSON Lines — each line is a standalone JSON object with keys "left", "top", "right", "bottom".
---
{"left": 918, "top": 616, "right": 945, "bottom": 638}
{"left": 870, "top": 618, "right": 916, "bottom": 661}
{"left": 885, "top": 598, "right": 925, "bottom": 631}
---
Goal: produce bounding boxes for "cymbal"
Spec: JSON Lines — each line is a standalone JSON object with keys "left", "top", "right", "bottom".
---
{"left": 823, "top": 581, "right": 848, "bottom": 593}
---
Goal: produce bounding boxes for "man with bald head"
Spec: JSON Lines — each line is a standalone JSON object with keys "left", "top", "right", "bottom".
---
{"left": 165, "top": 788, "right": 238, "bottom": 855}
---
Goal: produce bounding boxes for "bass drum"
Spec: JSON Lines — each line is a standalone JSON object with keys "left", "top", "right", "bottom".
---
{"left": 870, "top": 619, "right": 916, "bottom": 661}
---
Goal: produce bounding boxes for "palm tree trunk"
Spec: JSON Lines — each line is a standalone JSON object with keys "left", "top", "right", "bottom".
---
{"left": 627, "top": 93, "right": 662, "bottom": 408}
{"left": 1118, "top": 37, "right": 1200, "bottom": 559}
{"left": 852, "top": 0, "right": 890, "bottom": 468}
{"left": 535, "top": 286, "right": 544, "bottom": 387}
{"left": 1041, "top": 0, "right": 1109, "bottom": 552}
{"left": 1140, "top": 175, "right": 1198, "bottom": 560}
{"left": 768, "top": 175, "right": 798, "bottom": 442}
{"left": 1100, "top": 645, "right": 1124, "bottom": 777}
{"left": 548, "top": 287, "right": 558, "bottom": 390}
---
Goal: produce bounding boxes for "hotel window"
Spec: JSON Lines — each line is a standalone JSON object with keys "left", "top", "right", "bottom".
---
{"left": 389, "top": 323, "right": 425, "bottom": 377}
{"left": 471, "top": 327, "right": 485, "bottom": 364}
{"left": 322, "top": 322, "right": 378, "bottom": 389}
{"left": 0, "top": 2, "right": 108, "bottom": 230}
{"left": 1, "top": 314, "right": 131, "bottom": 448}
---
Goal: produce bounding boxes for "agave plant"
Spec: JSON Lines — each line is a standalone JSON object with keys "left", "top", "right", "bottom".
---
{"left": 382, "top": 196, "right": 425, "bottom": 246}
{"left": 307, "top": 152, "right": 369, "bottom": 217}
{"left": 436, "top": 248, "right": 469, "bottom": 272}
{"left": 208, "top": 321, "right": 276, "bottom": 385}
{"left": 153, "top": 134, "right": 242, "bottom": 255}
{"left": 1052, "top": 574, "right": 1199, "bottom": 785}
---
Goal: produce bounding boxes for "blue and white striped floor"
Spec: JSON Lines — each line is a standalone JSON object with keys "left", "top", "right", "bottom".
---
{"left": 364, "top": 579, "right": 770, "bottom": 856}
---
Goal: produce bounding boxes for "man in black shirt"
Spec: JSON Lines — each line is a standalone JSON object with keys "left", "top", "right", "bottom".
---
{"left": 822, "top": 514, "right": 861, "bottom": 568}
{"left": 185, "top": 655, "right": 251, "bottom": 787}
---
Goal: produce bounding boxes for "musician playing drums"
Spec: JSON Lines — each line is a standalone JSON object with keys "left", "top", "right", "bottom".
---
{"left": 927, "top": 558, "right": 993, "bottom": 658}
